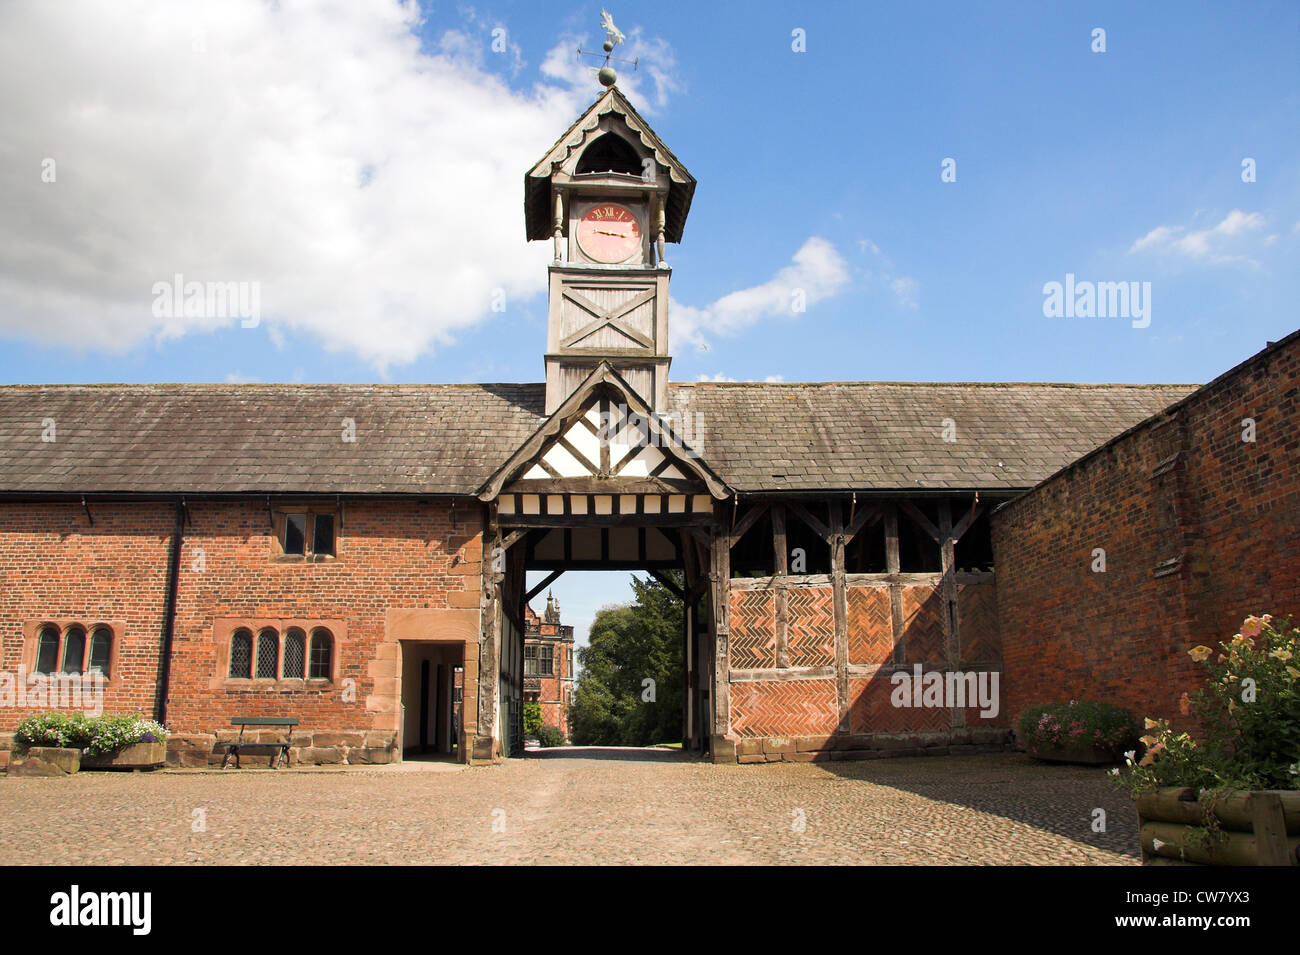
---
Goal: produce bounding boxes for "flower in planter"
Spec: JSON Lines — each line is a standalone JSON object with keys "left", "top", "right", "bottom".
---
{"left": 1188, "top": 645, "right": 1213, "bottom": 662}
{"left": 1269, "top": 648, "right": 1293, "bottom": 661}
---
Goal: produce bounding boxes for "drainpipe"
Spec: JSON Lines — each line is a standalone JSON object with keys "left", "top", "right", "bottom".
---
{"left": 155, "top": 497, "right": 186, "bottom": 725}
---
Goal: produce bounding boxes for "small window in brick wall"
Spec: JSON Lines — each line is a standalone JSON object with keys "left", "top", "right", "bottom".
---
{"left": 33, "top": 623, "right": 115, "bottom": 678}
{"left": 229, "top": 629, "right": 253, "bottom": 679}
{"left": 524, "top": 644, "right": 538, "bottom": 675}
{"left": 228, "top": 626, "right": 333, "bottom": 682}
{"left": 283, "top": 629, "right": 306, "bottom": 679}
{"left": 308, "top": 629, "right": 333, "bottom": 680}
{"left": 276, "top": 508, "right": 338, "bottom": 561}
{"left": 540, "top": 645, "right": 554, "bottom": 676}
{"left": 256, "top": 629, "right": 279, "bottom": 678}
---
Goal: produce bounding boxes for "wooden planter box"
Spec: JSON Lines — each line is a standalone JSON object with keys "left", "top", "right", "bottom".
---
{"left": 1025, "top": 743, "right": 1119, "bottom": 766}
{"left": 80, "top": 740, "right": 167, "bottom": 771}
{"left": 1136, "top": 787, "right": 1300, "bottom": 866}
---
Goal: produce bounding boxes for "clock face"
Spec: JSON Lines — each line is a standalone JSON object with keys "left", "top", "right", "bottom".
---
{"left": 576, "top": 203, "right": 642, "bottom": 264}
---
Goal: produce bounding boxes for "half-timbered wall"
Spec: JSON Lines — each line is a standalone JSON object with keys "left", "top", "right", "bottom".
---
{"left": 723, "top": 498, "right": 1010, "bottom": 763}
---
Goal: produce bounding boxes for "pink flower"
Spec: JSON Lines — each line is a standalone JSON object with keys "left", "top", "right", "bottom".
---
{"left": 1178, "top": 692, "right": 1191, "bottom": 715}
{"left": 1241, "top": 616, "right": 1263, "bottom": 639}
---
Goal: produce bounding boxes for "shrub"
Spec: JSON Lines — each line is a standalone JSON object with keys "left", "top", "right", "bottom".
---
{"left": 523, "top": 702, "right": 543, "bottom": 738}
{"left": 536, "top": 724, "right": 565, "bottom": 748}
{"left": 1017, "top": 700, "right": 1140, "bottom": 758}
{"left": 14, "top": 712, "right": 169, "bottom": 756}
{"left": 1116, "top": 614, "right": 1300, "bottom": 794}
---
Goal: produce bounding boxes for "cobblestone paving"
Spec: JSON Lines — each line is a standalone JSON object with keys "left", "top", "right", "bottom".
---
{"left": 0, "top": 751, "right": 1138, "bottom": 865}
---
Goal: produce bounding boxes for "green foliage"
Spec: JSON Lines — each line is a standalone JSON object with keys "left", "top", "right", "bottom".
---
{"left": 536, "top": 724, "right": 565, "bottom": 747}
{"left": 1115, "top": 615, "right": 1300, "bottom": 794}
{"left": 14, "top": 712, "right": 169, "bottom": 756}
{"left": 523, "top": 701, "right": 543, "bottom": 738}
{"left": 569, "top": 573, "right": 683, "bottom": 747}
{"left": 1017, "top": 700, "right": 1140, "bottom": 757}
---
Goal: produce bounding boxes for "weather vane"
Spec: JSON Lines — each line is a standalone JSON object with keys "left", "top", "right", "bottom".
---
{"left": 577, "top": 9, "right": 637, "bottom": 89}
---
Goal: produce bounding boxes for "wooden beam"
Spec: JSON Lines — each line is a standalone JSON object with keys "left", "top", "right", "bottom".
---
{"left": 938, "top": 500, "right": 960, "bottom": 730}
{"left": 728, "top": 500, "right": 770, "bottom": 548}
{"left": 709, "top": 526, "right": 731, "bottom": 753}
{"left": 647, "top": 567, "right": 685, "bottom": 599}
{"left": 787, "top": 500, "right": 832, "bottom": 543}
{"left": 898, "top": 500, "right": 942, "bottom": 543}
{"left": 524, "top": 569, "right": 564, "bottom": 604}
{"left": 884, "top": 504, "right": 905, "bottom": 666}
{"left": 773, "top": 505, "right": 789, "bottom": 668}
{"left": 499, "top": 529, "right": 528, "bottom": 552}
{"left": 950, "top": 501, "right": 985, "bottom": 543}
{"left": 845, "top": 502, "right": 884, "bottom": 542}
{"left": 829, "top": 502, "right": 850, "bottom": 734}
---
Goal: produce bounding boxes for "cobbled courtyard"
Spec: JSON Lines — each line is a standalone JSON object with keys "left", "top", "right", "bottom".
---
{"left": 0, "top": 750, "right": 1139, "bottom": 865}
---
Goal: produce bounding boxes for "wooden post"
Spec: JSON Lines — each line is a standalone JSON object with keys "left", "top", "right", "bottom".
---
{"left": 829, "top": 501, "right": 850, "bottom": 734}
{"left": 476, "top": 523, "right": 503, "bottom": 762}
{"left": 709, "top": 522, "right": 733, "bottom": 761}
{"left": 1250, "top": 793, "right": 1295, "bottom": 866}
{"left": 937, "top": 500, "right": 960, "bottom": 729}
{"left": 884, "top": 503, "right": 905, "bottom": 664}
{"left": 773, "top": 504, "right": 789, "bottom": 668}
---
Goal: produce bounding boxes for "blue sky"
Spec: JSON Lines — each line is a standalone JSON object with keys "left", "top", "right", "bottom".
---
{"left": 2, "top": 0, "right": 1297, "bottom": 643}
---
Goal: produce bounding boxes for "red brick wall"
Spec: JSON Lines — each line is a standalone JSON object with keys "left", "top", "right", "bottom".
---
{"left": 0, "top": 498, "right": 484, "bottom": 741}
{"left": 993, "top": 330, "right": 1300, "bottom": 731}
{"left": 0, "top": 502, "right": 174, "bottom": 724}
{"left": 167, "top": 500, "right": 479, "bottom": 737}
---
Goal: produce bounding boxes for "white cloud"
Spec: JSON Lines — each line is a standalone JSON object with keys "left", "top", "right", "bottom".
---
{"left": 890, "top": 276, "right": 919, "bottom": 310}
{"left": 858, "top": 235, "right": 919, "bottom": 309}
{"left": 696, "top": 373, "right": 736, "bottom": 382}
{"left": 0, "top": 0, "right": 680, "bottom": 371}
{"left": 1129, "top": 210, "right": 1268, "bottom": 266}
{"left": 670, "top": 237, "right": 849, "bottom": 351}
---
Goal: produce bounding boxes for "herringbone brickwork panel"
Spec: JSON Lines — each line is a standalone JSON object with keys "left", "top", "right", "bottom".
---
{"left": 901, "top": 585, "right": 946, "bottom": 664}
{"left": 786, "top": 586, "right": 835, "bottom": 667}
{"left": 730, "top": 679, "right": 839, "bottom": 737}
{"left": 728, "top": 589, "right": 775, "bottom": 669}
{"left": 849, "top": 677, "right": 953, "bottom": 734}
{"left": 958, "top": 584, "right": 1001, "bottom": 665}
{"left": 847, "top": 586, "right": 893, "bottom": 665}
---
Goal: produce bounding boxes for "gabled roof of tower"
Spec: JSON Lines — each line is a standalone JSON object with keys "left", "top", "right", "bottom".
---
{"left": 525, "top": 86, "right": 696, "bottom": 242}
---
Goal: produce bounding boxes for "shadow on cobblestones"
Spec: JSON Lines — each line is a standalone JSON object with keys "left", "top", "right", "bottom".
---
{"left": 813, "top": 753, "right": 1139, "bottom": 859}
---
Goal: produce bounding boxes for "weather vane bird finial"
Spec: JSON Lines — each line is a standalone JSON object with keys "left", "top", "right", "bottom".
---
{"left": 600, "top": 9, "right": 626, "bottom": 47}
{"left": 578, "top": 10, "right": 637, "bottom": 89}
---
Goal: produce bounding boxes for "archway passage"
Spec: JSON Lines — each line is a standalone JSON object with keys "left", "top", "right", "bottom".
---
{"left": 483, "top": 513, "right": 720, "bottom": 759}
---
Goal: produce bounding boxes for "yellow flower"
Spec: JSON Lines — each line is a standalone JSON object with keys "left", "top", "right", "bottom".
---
{"left": 1188, "top": 646, "right": 1213, "bottom": 662}
{"left": 1139, "top": 735, "right": 1158, "bottom": 747}
{"left": 1270, "top": 648, "right": 1293, "bottom": 662}
{"left": 1144, "top": 717, "right": 1160, "bottom": 729}
{"left": 1287, "top": 666, "right": 1300, "bottom": 680}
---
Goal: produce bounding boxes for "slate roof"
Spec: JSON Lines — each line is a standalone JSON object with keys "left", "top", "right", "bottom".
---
{"left": 0, "top": 380, "right": 1197, "bottom": 497}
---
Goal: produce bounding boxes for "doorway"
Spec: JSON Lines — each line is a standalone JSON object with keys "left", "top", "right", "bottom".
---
{"left": 400, "top": 640, "right": 462, "bottom": 759}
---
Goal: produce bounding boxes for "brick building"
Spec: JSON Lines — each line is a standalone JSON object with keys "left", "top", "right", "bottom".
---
{"left": 993, "top": 328, "right": 1300, "bottom": 732}
{"left": 0, "top": 80, "right": 1286, "bottom": 768}
{"left": 523, "top": 593, "right": 574, "bottom": 739}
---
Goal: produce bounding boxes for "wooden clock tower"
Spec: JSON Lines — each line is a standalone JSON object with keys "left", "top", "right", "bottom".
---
{"left": 525, "top": 83, "right": 695, "bottom": 414}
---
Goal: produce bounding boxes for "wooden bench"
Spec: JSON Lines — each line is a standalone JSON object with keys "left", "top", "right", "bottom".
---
{"left": 221, "top": 717, "right": 298, "bottom": 769}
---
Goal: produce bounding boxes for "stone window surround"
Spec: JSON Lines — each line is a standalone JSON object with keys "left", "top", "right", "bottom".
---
{"left": 211, "top": 617, "right": 346, "bottom": 690}
{"left": 20, "top": 619, "right": 124, "bottom": 687}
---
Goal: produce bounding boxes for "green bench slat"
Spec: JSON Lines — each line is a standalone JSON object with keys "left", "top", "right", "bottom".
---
{"left": 230, "top": 717, "right": 299, "bottom": 726}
